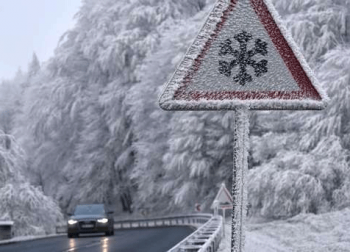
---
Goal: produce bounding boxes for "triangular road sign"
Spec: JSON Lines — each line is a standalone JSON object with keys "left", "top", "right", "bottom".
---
{"left": 159, "top": 0, "right": 328, "bottom": 111}
{"left": 211, "top": 183, "right": 233, "bottom": 209}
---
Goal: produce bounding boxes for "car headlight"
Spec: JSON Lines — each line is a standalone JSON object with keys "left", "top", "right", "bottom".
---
{"left": 68, "top": 219, "right": 78, "bottom": 225}
{"left": 97, "top": 218, "right": 108, "bottom": 224}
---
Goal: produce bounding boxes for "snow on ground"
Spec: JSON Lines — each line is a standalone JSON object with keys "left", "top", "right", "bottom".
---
{"left": 218, "top": 208, "right": 350, "bottom": 252}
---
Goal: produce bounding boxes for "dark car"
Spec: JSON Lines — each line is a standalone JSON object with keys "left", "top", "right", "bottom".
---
{"left": 67, "top": 204, "right": 114, "bottom": 238}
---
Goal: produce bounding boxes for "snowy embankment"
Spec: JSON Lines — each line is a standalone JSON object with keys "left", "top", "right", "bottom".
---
{"left": 218, "top": 208, "right": 350, "bottom": 252}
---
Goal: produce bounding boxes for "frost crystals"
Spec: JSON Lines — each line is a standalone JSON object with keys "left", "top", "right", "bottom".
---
{"left": 218, "top": 31, "right": 268, "bottom": 86}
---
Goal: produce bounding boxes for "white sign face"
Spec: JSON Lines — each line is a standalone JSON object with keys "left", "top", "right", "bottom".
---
{"left": 159, "top": 0, "right": 328, "bottom": 111}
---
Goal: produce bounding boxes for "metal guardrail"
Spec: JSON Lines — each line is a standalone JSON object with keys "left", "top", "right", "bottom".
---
{"left": 56, "top": 214, "right": 223, "bottom": 252}
{"left": 167, "top": 215, "right": 223, "bottom": 252}
{"left": 114, "top": 214, "right": 212, "bottom": 230}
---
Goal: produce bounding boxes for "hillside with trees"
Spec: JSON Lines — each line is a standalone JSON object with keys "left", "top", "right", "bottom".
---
{"left": 1, "top": 0, "right": 350, "bottom": 235}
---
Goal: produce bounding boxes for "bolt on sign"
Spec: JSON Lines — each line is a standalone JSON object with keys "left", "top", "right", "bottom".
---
{"left": 159, "top": 0, "right": 328, "bottom": 251}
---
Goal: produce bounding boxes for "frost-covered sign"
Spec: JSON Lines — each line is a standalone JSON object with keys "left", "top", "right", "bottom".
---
{"left": 210, "top": 183, "right": 233, "bottom": 209}
{"left": 159, "top": 0, "right": 328, "bottom": 251}
{"left": 159, "top": 0, "right": 328, "bottom": 110}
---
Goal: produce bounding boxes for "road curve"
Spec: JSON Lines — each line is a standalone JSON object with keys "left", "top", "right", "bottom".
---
{"left": 0, "top": 226, "right": 194, "bottom": 252}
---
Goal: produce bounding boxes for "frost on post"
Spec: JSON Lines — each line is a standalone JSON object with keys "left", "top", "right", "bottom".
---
{"left": 232, "top": 106, "right": 249, "bottom": 252}
{"left": 218, "top": 31, "right": 268, "bottom": 86}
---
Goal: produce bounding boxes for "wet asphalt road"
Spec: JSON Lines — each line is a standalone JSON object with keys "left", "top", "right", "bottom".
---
{"left": 0, "top": 227, "right": 194, "bottom": 252}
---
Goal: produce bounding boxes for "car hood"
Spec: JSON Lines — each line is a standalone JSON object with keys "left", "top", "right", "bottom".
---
{"left": 71, "top": 215, "right": 106, "bottom": 220}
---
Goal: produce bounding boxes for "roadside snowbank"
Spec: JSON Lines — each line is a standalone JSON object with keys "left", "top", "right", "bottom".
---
{"left": 218, "top": 208, "right": 350, "bottom": 252}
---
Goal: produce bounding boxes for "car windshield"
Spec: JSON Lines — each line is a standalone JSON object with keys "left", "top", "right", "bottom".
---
{"left": 74, "top": 204, "right": 105, "bottom": 215}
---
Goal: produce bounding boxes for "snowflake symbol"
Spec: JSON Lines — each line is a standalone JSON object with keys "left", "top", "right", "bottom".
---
{"left": 218, "top": 31, "right": 268, "bottom": 86}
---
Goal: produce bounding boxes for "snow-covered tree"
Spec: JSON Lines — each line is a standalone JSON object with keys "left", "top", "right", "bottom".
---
{"left": 27, "top": 53, "right": 40, "bottom": 80}
{"left": 272, "top": 0, "right": 348, "bottom": 63}
{"left": 0, "top": 73, "right": 24, "bottom": 152}
{"left": 18, "top": 0, "right": 210, "bottom": 214}
{"left": 125, "top": 0, "right": 232, "bottom": 213}
{"left": 300, "top": 47, "right": 350, "bottom": 208}
{"left": 300, "top": 47, "right": 350, "bottom": 151}
{"left": 248, "top": 132, "right": 349, "bottom": 219}
{"left": 0, "top": 80, "right": 20, "bottom": 136}
{"left": 159, "top": 111, "right": 234, "bottom": 212}
{"left": 9, "top": 0, "right": 350, "bottom": 220}
{"left": 0, "top": 132, "right": 62, "bottom": 236}
{"left": 247, "top": 0, "right": 350, "bottom": 218}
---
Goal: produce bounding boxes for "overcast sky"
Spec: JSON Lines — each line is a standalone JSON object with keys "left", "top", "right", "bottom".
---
{"left": 0, "top": 0, "right": 81, "bottom": 80}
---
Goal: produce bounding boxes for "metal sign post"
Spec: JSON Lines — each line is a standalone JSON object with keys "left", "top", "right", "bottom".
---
{"left": 223, "top": 208, "right": 225, "bottom": 237}
{"left": 232, "top": 106, "right": 249, "bottom": 251}
{"left": 213, "top": 200, "right": 219, "bottom": 216}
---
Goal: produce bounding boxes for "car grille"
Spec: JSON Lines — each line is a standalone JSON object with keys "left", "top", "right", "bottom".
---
{"left": 78, "top": 220, "right": 96, "bottom": 229}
